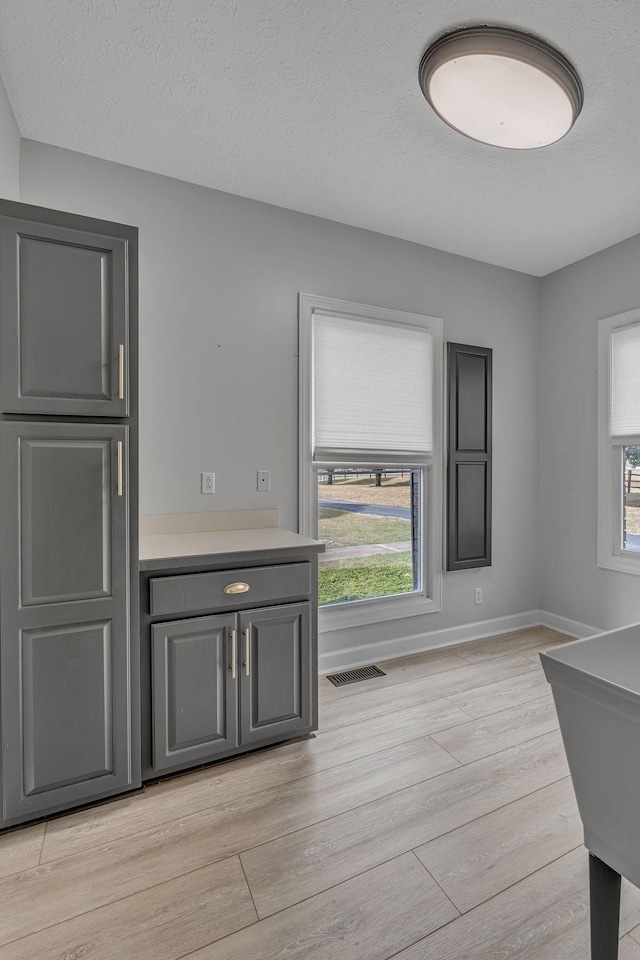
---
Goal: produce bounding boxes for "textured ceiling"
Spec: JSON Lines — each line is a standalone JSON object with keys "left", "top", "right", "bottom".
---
{"left": 1, "top": 0, "right": 639, "bottom": 275}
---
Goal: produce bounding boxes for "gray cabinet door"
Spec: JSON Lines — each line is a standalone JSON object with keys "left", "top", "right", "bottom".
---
{"left": 0, "top": 421, "right": 133, "bottom": 823}
{"left": 239, "top": 603, "right": 312, "bottom": 746}
{"left": 0, "top": 213, "right": 129, "bottom": 417}
{"left": 151, "top": 614, "right": 238, "bottom": 770}
{"left": 446, "top": 343, "right": 492, "bottom": 570}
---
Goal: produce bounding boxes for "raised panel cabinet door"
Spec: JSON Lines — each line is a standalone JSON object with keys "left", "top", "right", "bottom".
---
{"left": 0, "top": 208, "right": 130, "bottom": 416}
{"left": 151, "top": 614, "right": 238, "bottom": 771}
{"left": 239, "top": 603, "right": 312, "bottom": 746}
{"left": 0, "top": 421, "right": 132, "bottom": 824}
{"left": 446, "top": 342, "right": 493, "bottom": 571}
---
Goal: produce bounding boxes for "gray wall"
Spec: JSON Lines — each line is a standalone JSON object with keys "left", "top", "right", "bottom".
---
{"left": 20, "top": 139, "right": 541, "bottom": 654}
{"left": 0, "top": 72, "right": 19, "bottom": 199}
{"left": 540, "top": 235, "right": 640, "bottom": 632}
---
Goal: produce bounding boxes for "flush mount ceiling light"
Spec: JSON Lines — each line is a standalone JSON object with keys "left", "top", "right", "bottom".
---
{"left": 418, "top": 26, "right": 583, "bottom": 149}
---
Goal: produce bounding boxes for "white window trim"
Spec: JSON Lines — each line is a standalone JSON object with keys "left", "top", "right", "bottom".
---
{"left": 299, "top": 293, "right": 443, "bottom": 631}
{"left": 597, "top": 308, "right": 640, "bottom": 574}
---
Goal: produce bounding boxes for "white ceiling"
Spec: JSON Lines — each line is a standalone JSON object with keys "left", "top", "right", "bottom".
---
{"left": 1, "top": 0, "right": 639, "bottom": 276}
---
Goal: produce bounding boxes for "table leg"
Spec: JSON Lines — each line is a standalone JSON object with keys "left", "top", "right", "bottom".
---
{"left": 590, "top": 852, "right": 621, "bottom": 960}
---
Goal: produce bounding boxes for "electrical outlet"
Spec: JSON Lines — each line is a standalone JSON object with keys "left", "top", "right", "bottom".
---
{"left": 257, "top": 470, "right": 270, "bottom": 492}
{"left": 201, "top": 472, "right": 215, "bottom": 494}
{"left": 474, "top": 587, "right": 483, "bottom": 605}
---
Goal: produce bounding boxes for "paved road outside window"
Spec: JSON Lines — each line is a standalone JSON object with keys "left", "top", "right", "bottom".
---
{"left": 319, "top": 498, "right": 411, "bottom": 561}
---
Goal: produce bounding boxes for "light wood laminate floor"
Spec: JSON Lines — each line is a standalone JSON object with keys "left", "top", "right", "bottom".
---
{"left": 2, "top": 625, "right": 640, "bottom": 959}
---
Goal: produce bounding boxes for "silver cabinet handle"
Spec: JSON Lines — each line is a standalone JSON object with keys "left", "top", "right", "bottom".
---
{"left": 230, "top": 629, "right": 236, "bottom": 679}
{"left": 243, "top": 627, "right": 250, "bottom": 677}
{"left": 224, "top": 582, "right": 250, "bottom": 595}
{"left": 118, "top": 344, "right": 125, "bottom": 400}
{"left": 117, "top": 441, "right": 123, "bottom": 497}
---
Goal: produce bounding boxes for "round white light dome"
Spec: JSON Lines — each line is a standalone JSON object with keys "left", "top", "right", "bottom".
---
{"left": 419, "top": 27, "right": 583, "bottom": 149}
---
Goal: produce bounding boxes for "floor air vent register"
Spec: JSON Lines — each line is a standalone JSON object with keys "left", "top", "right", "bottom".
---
{"left": 326, "top": 665, "right": 386, "bottom": 687}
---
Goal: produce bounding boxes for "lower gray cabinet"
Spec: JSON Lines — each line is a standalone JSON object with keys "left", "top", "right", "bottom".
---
{"left": 140, "top": 546, "right": 321, "bottom": 780}
{"left": 0, "top": 421, "right": 136, "bottom": 825}
{"left": 151, "top": 614, "right": 237, "bottom": 771}
{"left": 151, "top": 603, "right": 311, "bottom": 770}
{"left": 239, "top": 603, "right": 311, "bottom": 746}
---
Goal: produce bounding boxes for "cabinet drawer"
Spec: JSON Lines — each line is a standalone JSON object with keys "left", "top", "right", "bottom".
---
{"left": 149, "top": 563, "right": 312, "bottom": 617}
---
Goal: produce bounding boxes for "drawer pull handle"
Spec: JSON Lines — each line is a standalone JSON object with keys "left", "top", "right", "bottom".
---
{"left": 230, "top": 629, "right": 236, "bottom": 679}
{"left": 224, "top": 582, "right": 250, "bottom": 595}
{"left": 244, "top": 627, "right": 250, "bottom": 677}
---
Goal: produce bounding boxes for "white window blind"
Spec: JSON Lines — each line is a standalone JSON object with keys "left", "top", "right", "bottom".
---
{"left": 312, "top": 312, "right": 433, "bottom": 462}
{"left": 611, "top": 322, "right": 640, "bottom": 440}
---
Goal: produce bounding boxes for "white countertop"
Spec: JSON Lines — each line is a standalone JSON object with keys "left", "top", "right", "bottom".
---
{"left": 139, "top": 527, "right": 324, "bottom": 564}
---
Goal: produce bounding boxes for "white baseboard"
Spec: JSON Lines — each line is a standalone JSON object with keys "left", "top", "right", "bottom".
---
{"left": 317, "top": 608, "right": 600, "bottom": 675}
{"left": 534, "top": 610, "right": 599, "bottom": 640}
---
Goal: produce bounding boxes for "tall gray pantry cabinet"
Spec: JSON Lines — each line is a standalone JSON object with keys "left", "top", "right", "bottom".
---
{"left": 0, "top": 199, "right": 139, "bottom": 829}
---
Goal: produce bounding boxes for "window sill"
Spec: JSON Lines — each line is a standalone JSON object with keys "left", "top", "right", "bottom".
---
{"left": 598, "top": 553, "right": 640, "bottom": 576}
{"left": 318, "top": 593, "right": 441, "bottom": 632}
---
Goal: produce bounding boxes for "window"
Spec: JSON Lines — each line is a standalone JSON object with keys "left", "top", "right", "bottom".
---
{"left": 597, "top": 310, "right": 640, "bottom": 573}
{"left": 317, "top": 467, "right": 422, "bottom": 606}
{"left": 299, "top": 294, "right": 443, "bottom": 629}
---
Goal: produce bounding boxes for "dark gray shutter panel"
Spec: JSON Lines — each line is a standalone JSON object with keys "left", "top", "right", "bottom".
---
{"left": 446, "top": 343, "right": 492, "bottom": 570}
